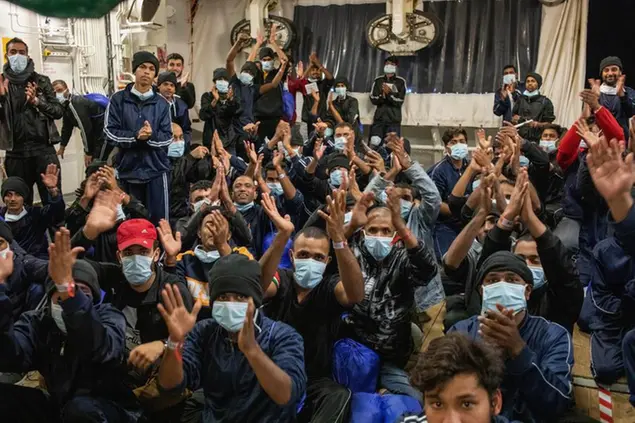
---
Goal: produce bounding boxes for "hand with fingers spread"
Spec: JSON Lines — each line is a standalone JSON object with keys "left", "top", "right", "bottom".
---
{"left": 48, "top": 228, "right": 85, "bottom": 295}
{"left": 574, "top": 117, "right": 600, "bottom": 149}
{"left": 157, "top": 284, "right": 202, "bottom": 343}
{"left": 83, "top": 190, "right": 120, "bottom": 240}
{"left": 385, "top": 186, "right": 406, "bottom": 232}
{"left": 81, "top": 173, "right": 101, "bottom": 202}
{"left": 157, "top": 219, "right": 182, "bottom": 258}
{"left": 261, "top": 192, "right": 294, "bottom": 235}
{"left": 238, "top": 299, "right": 259, "bottom": 355}
{"left": 347, "top": 192, "right": 375, "bottom": 233}
{"left": 365, "top": 150, "right": 386, "bottom": 173}
{"left": 476, "top": 128, "right": 492, "bottom": 150}
{"left": 41, "top": 163, "right": 59, "bottom": 190}
{"left": 312, "top": 119, "right": 328, "bottom": 136}
{"left": 502, "top": 168, "right": 529, "bottom": 222}
{"left": 209, "top": 210, "right": 231, "bottom": 248}
{"left": 313, "top": 139, "right": 326, "bottom": 161}
{"left": 617, "top": 75, "right": 627, "bottom": 98}
{"left": 97, "top": 166, "right": 118, "bottom": 191}
{"left": 318, "top": 189, "right": 347, "bottom": 243}
{"left": 579, "top": 89, "right": 601, "bottom": 112}
{"left": 478, "top": 304, "right": 526, "bottom": 357}
{"left": 588, "top": 78, "right": 602, "bottom": 95}
{"left": 244, "top": 140, "right": 258, "bottom": 165}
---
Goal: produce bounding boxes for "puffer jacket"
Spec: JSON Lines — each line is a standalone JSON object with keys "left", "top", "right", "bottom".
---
{"left": 347, "top": 236, "right": 437, "bottom": 366}
{"left": 0, "top": 287, "right": 137, "bottom": 413}
{"left": 449, "top": 313, "right": 574, "bottom": 423}
{"left": 0, "top": 62, "right": 63, "bottom": 153}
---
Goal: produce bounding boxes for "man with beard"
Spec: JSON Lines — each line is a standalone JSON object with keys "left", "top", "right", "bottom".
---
{"left": 0, "top": 37, "right": 63, "bottom": 205}
{"left": 596, "top": 56, "right": 635, "bottom": 141}
{"left": 166, "top": 53, "right": 196, "bottom": 109}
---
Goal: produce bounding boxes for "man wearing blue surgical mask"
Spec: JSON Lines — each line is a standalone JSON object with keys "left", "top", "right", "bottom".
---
{"left": 156, "top": 254, "right": 307, "bottom": 422}
{"left": 448, "top": 250, "right": 574, "bottom": 423}
{"left": 344, "top": 189, "right": 437, "bottom": 402}
{"left": 369, "top": 55, "right": 406, "bottom": 143}
{"left": 327, "top": 77, "right": 361, "bottom": 138}
{"left": 200, "top": 68, "right": 241, "bottom": 154}
{"left": 262, "top": 190, "right": 364, "bottom": 422}
{"left": 511, "top": 72, "right": 555, "bottom": 142}
{"left": 105, "top": 50, "right": 173, "bottom": 225}
{"left": 428, "top": 128, "right": 471, "bottom": 259}
{"left": 0, "top": 37, "right": 64, "bottom": 207}
{"left": 158, "top": 72, "right": 192, "bottom": 147}
{"left": 299, "top": 52, "right": 334, "bottom": 134}
{"left": 493, "top": 64, "right": 524, "bottom": 123}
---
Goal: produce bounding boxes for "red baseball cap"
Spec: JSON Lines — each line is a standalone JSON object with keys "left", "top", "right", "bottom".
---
{"left": 117, "top": 219, "right": 157, "bottom": 251}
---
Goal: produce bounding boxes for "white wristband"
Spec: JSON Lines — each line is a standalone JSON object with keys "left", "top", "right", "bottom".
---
{"left": 278, "top": 173, "right": 286, "bottom": 180}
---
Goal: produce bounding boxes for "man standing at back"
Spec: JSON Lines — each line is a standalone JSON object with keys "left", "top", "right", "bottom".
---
{"left": 0, "top": 37, "right": 63, "bottom": 205}
{"left": 167, "top": 53, "right": 196, "bottom": 109}
{"left": 596, "top": 56, "right": 635, "bottom": 141}
{"left": 104, "top": 51, "right": 173, "bottom": 224}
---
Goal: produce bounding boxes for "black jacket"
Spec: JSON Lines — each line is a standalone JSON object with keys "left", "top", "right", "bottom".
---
{"left": 169, "top": 154, "right": 213, "bottom": 222}
{"left": 254, "top": 69, "right": 283, "bottom": 119}
{"left": 0, "top": 66, "right": 63, "bottom": 155}
{"left": 199, "top": 92, "right": 241, "bottom": 149}
{"left": 513, "top": 94, "right": 555, "bottom": 142}
{"left": 60, "top": 94, "right": 105, "bottom": 155}
{"left": 301, "top": 78, "right": 333, "bottom": 124}
{"left": 369, "top": 74, "right": 406, "bottom": 124}
{"left": 177, "top": 82, "right": 196, "bottom": 109}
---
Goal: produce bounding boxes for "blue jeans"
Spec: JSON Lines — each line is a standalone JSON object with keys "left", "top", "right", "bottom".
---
{"left": 378, "top": 363, "right": 423, "bottom": 404}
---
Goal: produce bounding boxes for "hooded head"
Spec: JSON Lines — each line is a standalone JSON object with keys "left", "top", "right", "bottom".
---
{"left": 525, "top": 72, "right": 543, "bottom": 92}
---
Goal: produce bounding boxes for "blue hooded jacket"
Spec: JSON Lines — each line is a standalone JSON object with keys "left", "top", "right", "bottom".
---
{"left": 449, "top": 314, "right": 573, "bottom": 422}
{"left": 104, "top": 83, "right": 173, "bottom": 182}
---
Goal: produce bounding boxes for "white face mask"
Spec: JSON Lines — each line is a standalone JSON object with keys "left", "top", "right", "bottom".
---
{"left": 5, "top": 208, "right": 28, "bottom": 222}
{"left": 51, "top": 302, "right": 67, "bottom": 334}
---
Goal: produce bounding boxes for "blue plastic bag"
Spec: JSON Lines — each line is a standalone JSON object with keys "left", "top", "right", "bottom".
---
{"left": 350, "top": 393, "right": 384, "bottom": 423}
{"left": 382, "top": 394, "right": 423, "bottom": 423}
{"left": 281, "top": 89, "right": 295, "bottom": 122}
{"left": 83, "top": 93, "right": 109, "bottom": 118}
{"left": 332, "top": 338, "right": 380, "bottom": 393}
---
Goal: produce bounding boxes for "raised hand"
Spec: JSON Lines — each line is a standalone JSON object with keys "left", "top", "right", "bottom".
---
{"left": 470, "top": 147, "right": 492, "bottom": 173}
{"left": 157, "top": 284, "right": 202, "bottom": 343}
{"left": 296, "top": 61, "right": 304, "bottom": 79}
{"left": 157, "top": 219, "right": 182, "bottom": 257}
{"left": 40, "top": 163, "right": 59, "bottom": 189}
{"left": 312, "top": 118, "right": 327, "bottom": 136}
{"left": 574, "top": 117, "right": 600, "bottom": 148}
{"left": 48, "top": 228, "right": 85, "bottom": 287}
{"left": 84, "top": 190, "right": 120, "bottom": 239}
{"left": 209, "top": 210, "right": 230, "bottom": 248}
{"left": 477, "top": 175, "right": 493, "bottom": 215}
{"left": 309, "top": 52, "right": 320, "bottom": 67}
{"left": 502, "top": 168, "right": 529, "bottom": 220}
{"left": 587, "top": 137, "right": 635, "bottom": 204}
{"left": 579, "top": 89, "right": 601, "bottom": 111}
{"left": 617, "top": 75, "right": 626, "bottom": 97}
{"left": 0, "top": 250, "right": 14, "bottom": 283}
{"left": 478, "top": 304, "right": 526, "bottom": 358}
{"left": 261, "top": 192, "right": 294, "bottom": 235}
{"left": 348, "top": 191, "right": 375, "bottom": 231}
{"left": 365, "top": 150, "right": 386, "bottom": 173}
{"left": 268, "top": 24, "right": 278, "bottom": 45}
{"left": 588, "top": 78, "right": 602, "bottom": 95}
{"left": 311, "top": 91, "right": 320, "bottom": 102}
{"left": 313, "top": 139, "right": 326, "bottom": 161}
{"left": 97, "top": 165, "right": 118, "bottom": 190}
{"left": 244, "top": 140, "right": 258, "bottom": 164}
{"left": 237, "top": 299, "right": 258, "bottom": 355}
{"left": 82, "top": 173, "right": 101, "bottom": 201}
{"left": 272, "top": 150, "right": 284, "bottom": 169}
{"left": 476, "top": 128, "right": 492, "bottom": 150}
{"left": 317, "top": 189, "right": 347, "bottom": 243}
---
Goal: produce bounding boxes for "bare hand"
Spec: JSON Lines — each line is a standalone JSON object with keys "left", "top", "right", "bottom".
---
{"left": 617, "top": 75, "right": 626, "bottom": 97}
{"left": 365, "top": 150, "right": 386, "bottom": 173}
{"left": 313, "top": 139, "right": 326, "bottom": 161}
{"left": 261, "top": 192, "right": 294, "bottom": 235}
{"left": 574, "top": 117, "right": 600, "bottom": 148}
{"left": 348, "top": 192, "right": 374, "bottom": 231}
{"left": 381, "top": 83, "right": 391, "bottom": 96}
{"left": 128, "top": 341, "right": 164, "bottom": 371}
{"left": 57, "top": 146, "right": 66, "bottom": 159}
{"left": 587, "top": 137, "right": 635, "bottom": 204}
{"left": 588, "top": 78, "right": 602, "bottom": 95}
{"left": 579, "top": 89, "right": 601, "bottom": 111}
{"left": 25, "top": 82, "right": 38, "bottom": 105}
{"left": 0, "top": 250, "right": 14, "bottom": 283}
{"left": 40, "top": 164, "right": 59, "bottom": 189}
{"left": 209, "top": 210, "right": 230, "bottom": 248}
{"left": 157, "top": 284, "right": 202, "bottom": 343}
{"left": 82, "top": 173, "right": 101, "bottom": 200}
{"left": 312, "top": 119, "right": 328, "bottom": 136}
{"left": 317, "top": 189, "right": 346, "bottom": 242}
{"left": 502, "top": 168, "right": 529, "bottom": 219}
{"left": 48, "top": 228, "right": 85, "bottom": 287}
{"left": 296, "top": 61, "right": 304, "bottom": 79}
{"left": 238, "top": 299, "right": 258, "bottom": 355}
{"left": 478, "top": 305, "right": 526, "bottom": 358}
{"left": 244, "top": 141, "right": 258, "bottom": 164}
{"left": 476, "top": 128, "right": 492, "bottom": 150}
{"left": 84, "top": 154, "right": 92, "bottom": 168}
{"left": 190, "top": 146, "right": 210, "bottom": 160}
{"left": 157, "top": 219, "right": 182, "bottom": 257}
{"left": 84, "top": 190, "right": 120, "bottom": 238}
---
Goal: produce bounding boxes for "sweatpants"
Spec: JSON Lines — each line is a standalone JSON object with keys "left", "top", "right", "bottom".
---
{"left": 4, "top": 149, "right": 61, "bottom": 206}
{"left": 0, "top": 384, "right": 138, "bottom": 423}
{"left": 120, "top": 173, "right": 170, "bottom": 225}
{"left": 297, "top": 378, "right": 351, "bottom": 423}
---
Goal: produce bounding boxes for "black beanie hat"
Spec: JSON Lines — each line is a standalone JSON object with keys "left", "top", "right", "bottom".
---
{"left": 475, "top": 251, "right": 534, "bottom": 286}
{"left": 48, "top": 260, "right": 101, "bottom": 304}
{"left": 241, "top": 61, "right": 259, "bottom": 76}
{"left": 85, "top": 160, "right": 107, "bottom": 178}
{"left": 259, "top": 47, "right": 274, "bottom": 60}
{"left": 385, "top": 55, "right": 399, "bottom": 66}
{"left": 0, "top": 221, "right": 13, "bottom": 243}
{"left": 525, "top": 72, "right": 543, "bottom": 89}
{"left": 157, "top": 71, "right": 178, "bottom": 87}
{"left": 334, "top": 76, "right": 350, "bottom": 90}
{"left": 599, "top": 56, "right": 623, "bottom": 75}
{"left": 132, "top": 51, "right": 160, "bottom": 75}
{"left": 213, "top": 68, "right": 229, "bottom": 82}
{"left": 208, "top": 255, "right": 263, "bottom": 307}
{"left": 327, "top": 153, "right": 351, "bottom": 172}
{"left": 1, "top": 177, "right": 30, "bottom": 200}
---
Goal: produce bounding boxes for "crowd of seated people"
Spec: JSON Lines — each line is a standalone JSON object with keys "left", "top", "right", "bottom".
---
{"left": 0, "top": 29, "right": 635, "bottom": 423}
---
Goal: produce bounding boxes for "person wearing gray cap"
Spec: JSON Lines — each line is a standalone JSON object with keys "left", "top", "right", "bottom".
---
{"left": 597, "top": 56, "right": 635, "bottom": 141}
{"left": 156, "top": 254, "right": 307, "bottom": 422}
{"left": 0, "top": 228, "right": 137, "bottom": 421}
{"left": 448, "top": 250, "right": 574, "bottom": 423}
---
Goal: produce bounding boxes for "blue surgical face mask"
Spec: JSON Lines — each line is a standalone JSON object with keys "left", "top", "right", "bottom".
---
{"left": 524, "top": 89, "right": 539, "bottom": 97}
{"left": 216, "top": 80, "right": 229, "bottom": 94}
{"left": 329, "top": 170, "right": 343, "bottom": 187}
{"left": 115, "top": 204, "right": 126, "bottom": 222}
{"left": 472, "top": 179, "right": 481, "bottom": 191}
{"left": 384, "top": 64, "right": 397, "bottom": 74}
{"left": 400, "top": 199, "right": 413, "bottom": 220}
{"left": 194, "top": 245, "right": 221, "bottom": 264}
{"left": 519, "top": 155, "right": 530, "bottom": 168}
{"left": 122, "top": 254, "right": 154, "bottom": 286}
{"left": 503, "top": 74, "right": 516, "bottom": 85}
{"left": 450, "top": 143, "right": 468, "bottom": 160}
{"left": 370, "top": 136, "right": 382, "bottom": 147}
{"left": 261, "top": 60, "right": 273, "bottom": 72}
{"left": 56, "top": 92, "right": 67, "bottom": 102}
{"left": 324, "top": 127, "right": 334, "bottom": 138}
{"left": 529, "top": 265, "right": 546, "bottom": 290}
{"left": 131, "top": 86, "right": 154, "bottom": 101}
{"left": 335, "top": 87, "right": 347, "bottom": 98}
{"left": 234, "top": 202, "right": 255, "bottom": 213}
{"left": 481, "top": 281, "right": 527, "bottom": 315}
{"left": 378, "top": 191, "right": 388, "bottom": 204}
{"left": 579, "top": 140, "right": 588, "bottom": 149}
{"left": 267, "top": 182, "right": 283, "bottom": 196}
{"left": 4, "top": 208, "right": 28, "bottom": 222}
{"left": 344, "top": 211, "right": 352, "bottom": 224}
{"left": 363, "top": 231, "right": 394, "bottom": 261}
{"left": 51, "top": 302, "right": 67, "bottom": 334}
{"left": 8, "top": 54, "right": 28, "bottom": 73}
{"left": 293, "top": 258, "right": 327, "bottom": 289}
{"left": 193, "top": 198, "right": 211, "bottom": 213}
{"left": 212, "top": 301, "right": 248, "bottom": 332}
{"left": 540, "top": 140, "right": 557, "bottom": 153}
{"left": 239, "top": 72, "right": 254, "bottom": 86}
{"left": 168, "top": 141, "right": 185, "bottom": 158}
{"left": 334, "top": 136, "right": 346, "bottom": 151}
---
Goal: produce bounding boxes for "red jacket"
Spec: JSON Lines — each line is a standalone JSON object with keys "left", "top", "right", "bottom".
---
{"left": 556, "top": 106, "right": 624, "bottom": 171}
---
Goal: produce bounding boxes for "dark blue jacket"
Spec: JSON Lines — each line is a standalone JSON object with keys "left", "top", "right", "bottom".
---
{"left": 175, "top": 313, "right": 306, "bottom": 422}
{"left": 0, "top": 287, "right": 136, "bottom": 411}
{"left": 167, "top": 95, "right": 192, "bottom": 146}
{"left": 599, "top": 87, "right": 635, "bottom": 142}
{"left": 2, "top": 241, "right": 48, "bottom": 319}
{"left": 579, "top": 204, "right": 635, "bottom": 332}
{"left": 449, "top": 314, "right": 573, "bottom": 422}
{"left": 493, "top": 85, "right": 524, "bottom": 123}
{"left": 0, "top": 194, "right": 65, "bottom": 259}
{"left": 230, "top": 75, "right": 256, "bottom": 135}
{"left": 104, "top": 84, "right": 173, "bottom": 181}
{"left": 428, "top": 156, "right": 469, "bottom": 229}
